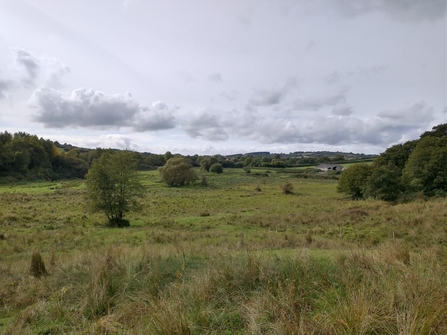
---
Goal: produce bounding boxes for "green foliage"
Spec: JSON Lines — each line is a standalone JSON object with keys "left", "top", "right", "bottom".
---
{"left": 373, "top": 140, "right": 417, "bottom": 171}
{"left": 200, "top": 156, "right": 219, "bottom": 172}
{"left": 0, "top": 131, "right": 89, "bottom": 180}
{"left": 85, "top": 151, "right": 145, "bottom": 225}
{"left": 158, "top": 157, "right": 198, "bottom": 186}
{"left": 146, "top": 153, "right": 165, "bottom": 167}
{"left": 363, "top": 164, "right": 403, "bottom": 201}
{"left": 209, "top": 163, "right": 224, "bottom": 174}
{"left": 403, "top": 136, "right": 447, "bottom": 195}
{"left": 337, "top": 163, "right": 372, "bottom": 199}
{"left": 339, "top": 124, "right": 447, "bottom": 201}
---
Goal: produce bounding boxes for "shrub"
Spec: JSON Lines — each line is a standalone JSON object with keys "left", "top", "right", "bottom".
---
{"left": 337, "top": 163, "right": 372, "bottom": 199}
{"left": 199, "top": 210, "right": 210, "bottom": 217}
{"left": 282, "top": 181, "right": 294, "bottom": 194}
{"left": 209, "top": 163, "right": 223, "bottom": 174}
{"left": 200, "top": 157, "right": 219, "bottom": 172}
{"left": 30, "top": 251, "right": 47, "bottom": 277}
{"left": 159, "top": 157, "right": 198, "bottom": 186}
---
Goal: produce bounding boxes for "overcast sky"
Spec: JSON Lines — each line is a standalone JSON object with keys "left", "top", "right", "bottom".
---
{"left": 0, "top": 0, "right": 445, "bottom": 155}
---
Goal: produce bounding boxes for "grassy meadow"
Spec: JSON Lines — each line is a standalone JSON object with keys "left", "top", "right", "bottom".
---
{"left": 1, "top": 168, "right": 447, "bottom": 334}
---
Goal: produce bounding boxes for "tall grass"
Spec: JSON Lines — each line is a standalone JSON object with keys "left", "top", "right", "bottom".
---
{"left": 1, "top": 170, "right": 447, "bottom": 333}
{"left": 1, "top": 244, "right": 446, "bottom": 334}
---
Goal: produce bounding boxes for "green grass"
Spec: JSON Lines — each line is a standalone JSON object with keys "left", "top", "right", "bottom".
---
{"left": 1, "top": 168, "right": 446, "bottom": 334}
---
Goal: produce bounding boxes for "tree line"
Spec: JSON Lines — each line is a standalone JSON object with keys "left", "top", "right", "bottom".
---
{"left": 1, "top": 130, "right": 367, "bottom": 182}
{"left": 337, "top": 123, "right": 447, "bottom": 202}
{"left": 0, "top": 131, "right": 228, "bottom": 181}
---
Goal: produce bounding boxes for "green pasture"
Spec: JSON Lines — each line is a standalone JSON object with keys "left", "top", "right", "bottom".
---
{"left": 1, "top": 168, "right": 447, "bottom": 334}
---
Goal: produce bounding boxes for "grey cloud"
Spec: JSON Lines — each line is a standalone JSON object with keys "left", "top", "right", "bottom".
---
{"left": 377, "top": 101, "right": 435, "bottom": 124}
{"left": 347, "top": 66, "right": 387, "bottom": 78}
{"left": 13, "top": 49, "right": 70, "bottom": 89}
{"left": 43, "top": 58, "right": 71, "bottom": 89}
{"left": 249, "top": 77, "right": 299, "bottom": 106}
{"left": 306, "top": 39, "right": 316, "bottom": 52}
{"left": 332, "top": 104, "right": 353, "bottom": 116}
{"left": 0, "top": 80, "right": 13, "bottom": 99}
{"left": 181, "top": 102, "right": 435, "bottom": 147}
{"left": 249, "top": 89, "right": 283, "bottom": 106}
{"left": 208, "top": 73, "right": 222, "bottom": 83}
{"left": 334, "top": 0, "right": 446, "bottom": 22}
{"left": 132, "top": 101, "right": 177, "bottom": 131}
{"left": 292, "top": 91, "right": 346, "bottom": 111}
{"left": 182, "top": 109, "right": 229, "bottom": 141}
{"left": 15, "top": 49, "right": 40, "bottom": 85}
{"left": 325, "top": 71, "right": 341, "bottom": 85}
{"left": 30, "top": 87, "right": 176, "bottom": 131}
{"left": 220, "top": 90, "right": 240, "bottom": 101}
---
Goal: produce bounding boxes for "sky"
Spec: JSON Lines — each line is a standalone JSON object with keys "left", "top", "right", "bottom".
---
{"left": 0, "top": 0, "right": 445, "bottom": 155}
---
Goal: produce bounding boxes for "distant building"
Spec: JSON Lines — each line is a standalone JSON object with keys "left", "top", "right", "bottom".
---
{"left": 316, "top": 164, "right": 346, "bottom": 171}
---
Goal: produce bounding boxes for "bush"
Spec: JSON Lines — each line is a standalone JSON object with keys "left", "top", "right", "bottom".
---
{"left": 200, "top": 157, "right": 219, "bottom": 172}
{"left": 282, "top": 181, "right": 294, "bottom": 194}
{"left": 209, "top": 163, "right": 223, "bottom": 174}
{"left": 159, "top": 157, "right": 198, "bottom": 186}
{"left": 30, "top": 251, "right": 47, "bottom": 277}
{"left": 337, "top": 163, "right": 372, "bottom": 199}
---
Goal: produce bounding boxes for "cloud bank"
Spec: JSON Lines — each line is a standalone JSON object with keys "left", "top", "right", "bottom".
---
{"left": 181, "top": 101, "right": 436, "bottom": 147}
{"left": 30, "top": 88, "right": 176, "bottom": 132}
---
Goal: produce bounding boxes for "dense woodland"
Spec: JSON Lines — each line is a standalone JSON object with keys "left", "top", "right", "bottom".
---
{"left": 337, "top": 123, "right": 447, "bottom": 201}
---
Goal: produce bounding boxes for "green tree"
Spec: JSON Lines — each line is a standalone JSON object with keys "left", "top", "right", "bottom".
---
{"left": 146, "top": 154, "right": 165, "bottom": 167}
{"left": 85, "top": 151, "right": 145, "bottom": 227}
{"left": 363, "top": 164, "right": 403, "bottom": 201}
{"left": 158, "top": 157, "right": 198, "bottom": 186}
{"left": 373, "top": 140, "right": 417, "bottom": 171}
{"left": 337, "top": 163, "right": 372, "bottom": 199}
{"left": 209, "top": 163, "right": 223, "bottom": 174}
{"left": 200, "top": 156, "right": 218, "bottom": 172}
{"left": 402, "top": 136, "right": 447, "bottom": 195}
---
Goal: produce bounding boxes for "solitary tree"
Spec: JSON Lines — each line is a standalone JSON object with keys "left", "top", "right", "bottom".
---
{"left": 159, "top": 157, "right": 198, "bottom": 186}
{"left": 85, "top": 151, "right": 145, "bottom": 227}
{"left": 209, "top": 163, "right": 223, "bottom": 174}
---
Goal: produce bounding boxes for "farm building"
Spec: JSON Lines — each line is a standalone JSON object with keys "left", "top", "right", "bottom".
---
{"left": 316, "top": 164, "right": 346, "bottom": 171}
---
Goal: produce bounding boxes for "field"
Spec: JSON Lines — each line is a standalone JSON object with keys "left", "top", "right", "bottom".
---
{"left": 1, "top": 168, "right": 447, "bottom": 334}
